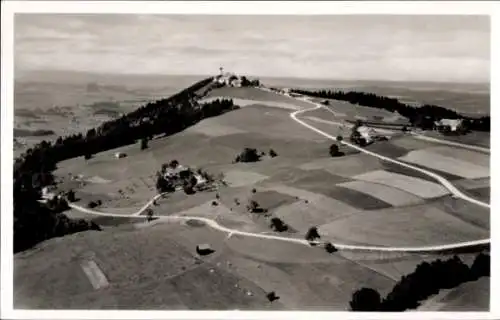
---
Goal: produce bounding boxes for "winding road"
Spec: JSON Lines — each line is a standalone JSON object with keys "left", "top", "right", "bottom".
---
{"left": 68, "top": 90, "right": 490, "bottom": 253}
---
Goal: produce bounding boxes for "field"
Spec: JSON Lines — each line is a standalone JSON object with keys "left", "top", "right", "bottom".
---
{"left": 15, "top": 86, "right": 490, "bottom": 310}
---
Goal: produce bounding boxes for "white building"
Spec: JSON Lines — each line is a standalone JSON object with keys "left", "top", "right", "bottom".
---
{"left": 41, "top": 186, "right": 57, "bottom": 200}
{"left": 435, "top": 119, "right": 464, "bottom": 132}
{"left": 114, "top": 152, "right": 127, "bottom": 159}
{"left": 356, "top": 126, "right": 377, "bottom": 144}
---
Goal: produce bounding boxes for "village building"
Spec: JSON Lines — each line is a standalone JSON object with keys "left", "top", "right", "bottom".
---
{"left": 434, "top": 119, "right": 464, "bottom": 132}
{"left": 114, "top": 152, "right": 127, "bottom": 159}
{"left": 41, "top": 186, "right": 57, "bottom": 201}
{"left": 356, "top": 126, "right": 377, "bottom": 144}
{"left": 213, "top": 72, "right": 242, "bottom": 87}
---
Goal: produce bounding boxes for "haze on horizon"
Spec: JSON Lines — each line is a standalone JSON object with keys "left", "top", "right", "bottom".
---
{"left": 14, "top": 14, "right": 490, "bottom": 83}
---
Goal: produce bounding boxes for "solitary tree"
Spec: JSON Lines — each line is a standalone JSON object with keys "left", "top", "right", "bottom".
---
{"left": 66, "top": 190, "right": 76, "bottom": 202}
{"left": 266, "top": 291, "right": 280, "bottom": 302}
{"left": 269, "top": 149, "right": 278, "bottom": 158}
{"left": 146, "top": 208, "right": 154, "bottom": 222}
{"left": 329, "top": 144, "right": 341, "bottom": 157}
{"left": 270, "top": 217, "right": 288, "bottom": 232}
{"left": 349, "top": 288, "right": 382, "bottom": 311}
{"left": 140, "top": 137, "right": 148, "bottom": 150}
{"left": 305, "top": 226, "right": 320, "bottom": 242}
{"left": 236, "top": 148, "right": 261, "bottom": 163}
{"left": 324, "top": 242, "right": 338, "bottom": 253}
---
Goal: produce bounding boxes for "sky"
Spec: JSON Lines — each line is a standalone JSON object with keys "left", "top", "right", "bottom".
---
{"left": 14, "top": 14, "right": 490, "bottom": 83}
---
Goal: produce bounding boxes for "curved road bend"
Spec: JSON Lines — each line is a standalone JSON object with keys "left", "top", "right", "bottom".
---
{"left": 290, "top": 103, "right": 489, "bottom": 210}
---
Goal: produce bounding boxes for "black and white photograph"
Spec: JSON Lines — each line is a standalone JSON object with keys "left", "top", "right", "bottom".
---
{"left": 1, "top": 1, "right": 497, "bottom": 318}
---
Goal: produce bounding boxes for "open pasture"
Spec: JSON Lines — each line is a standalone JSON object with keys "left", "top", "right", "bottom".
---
{"left": 364, "top": 141, "right": 412, "bottom": 158}
{"left": 399, "top": 150, "right": 489, "bottom": 180}
{"left": 262, "top": 167, "right": 352, "bottom": 189}
{"left": 465, "top": 187, "right": 490, "bottom": 203}
{"left": 423, "top": 146, "right": 489, "bottom": 168}
{"left": 316, "top": 98, "right": 408, "bottom": 124}
{"left": 304, "top": 106, "right": 347, "bottom": 119}
{"left": 224, "top": 169, "right": 270, "bottom": 187}
{"left": 188, "top": 119, "right": 247, "bottom": 137}
{"left": 318, "top": 204, "right": 488, "bottom": 247}
{"left": 273, "top": 199, "right": 358, "bottom": 234}
{"left": 352, "top": 170, "right": 449, "bottom": 199}
{"left": 207, "top": 86, "right": 313, "bottom": 109}
{"left": 288, "top": 181, "right": 393, "bottom": 211}
{"left": 431, "top": 196, "right": 490, "bottom": 230}
{"left": 340, "top": 251, "right": 481, "bottom": 284}
{"left": 207, "top": 104, "right": 329, "bottom": 142}
{"left": 454, "top": 177, "right": 490, "bottom": 190}
{"left": 423, "top": 130, "right": 490, "bottom": 148}
{"left": 258, "top": 259, "right": 396, "bottom": 309}
{"left": 202, "top": 96, "right": 300, "bottom": 110}
{"left": 437, "top": 277, "right": 489, "bottom": 311}
{"left": 336, "top": 180, "right": 424, "bottom": 207}
{"left": 380, "top": 159, "right": 463, "bottom": 184}
{"left": 299, "top": 153, "right": 382, "bottom": 178}
{"left": 249, "top": 190, "right": 298, "bottom": 211}
{"left": 390, "top": 135, "right": 448, "bottom": 151}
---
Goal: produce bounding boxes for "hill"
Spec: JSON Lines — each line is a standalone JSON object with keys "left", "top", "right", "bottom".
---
{"left": 14, "top": 84, "right": 490, "bottom": 310}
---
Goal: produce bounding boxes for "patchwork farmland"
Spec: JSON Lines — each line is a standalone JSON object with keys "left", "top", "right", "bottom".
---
{"left": 15, "top": 85, "right": 490, "bottom": 311}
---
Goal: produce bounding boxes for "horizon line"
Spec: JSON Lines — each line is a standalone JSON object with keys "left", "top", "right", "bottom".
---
{"left": 14, "top": 68, "right": 490, "bottom": 86}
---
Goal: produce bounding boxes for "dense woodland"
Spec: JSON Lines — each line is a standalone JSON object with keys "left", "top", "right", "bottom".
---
{"left": 14, "top": 77, "right": 240, "bottom": 253}
{"left": 350, "top": 252, "right": 490, "bottom": 311}
{"left": 292, "top": 89, "right": 490, "bottom": 132}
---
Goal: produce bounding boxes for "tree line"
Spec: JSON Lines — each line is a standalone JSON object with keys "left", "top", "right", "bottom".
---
{"left": 291, "top": 89, "right": 490, "bottom": 132}
{"left": 350, "top": 252, "right": 490, "bottom": 311}
{"left": 14, "top": 77, "right": 239, "bottom": 253}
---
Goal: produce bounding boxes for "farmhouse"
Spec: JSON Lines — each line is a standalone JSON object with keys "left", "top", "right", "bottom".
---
{"left": 41, "top": 186, "right": 57, "bottom": 200}
{"left": 356, "top": 126, "right": 377, "bottom": 144}
{"left": 434, "top": 119, "right": 464, "bottom": 132}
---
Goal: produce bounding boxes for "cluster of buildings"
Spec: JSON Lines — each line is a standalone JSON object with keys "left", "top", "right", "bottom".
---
{"left": 162, "top": 163, "right": 209, "bottom": 191}
{"left": 213, "top": 72, "right": 243, "bottom": 87}
{"left": 355, "top": 126, "right": 378, "bottom": 144}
